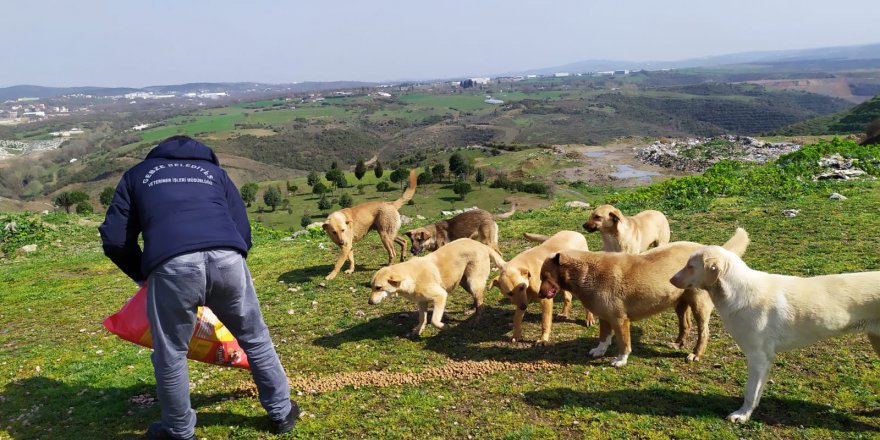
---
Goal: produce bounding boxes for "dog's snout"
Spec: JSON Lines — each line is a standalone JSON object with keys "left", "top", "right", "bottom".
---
{"left": 368, "top": 298, "right": 375, "bottom": 305}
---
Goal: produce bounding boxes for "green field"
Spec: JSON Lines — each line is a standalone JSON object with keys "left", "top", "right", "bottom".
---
{"left": 2, "top": 141, "right": 879, "bottom": 439}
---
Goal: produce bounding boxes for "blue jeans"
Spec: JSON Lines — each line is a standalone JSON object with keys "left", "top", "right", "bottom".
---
{"left": 146, "top": 249, "right": 291, "bottom": 438}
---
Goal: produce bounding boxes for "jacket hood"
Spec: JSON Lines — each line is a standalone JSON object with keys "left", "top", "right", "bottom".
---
{"left": 145, "top": 136, "right": 220, "bottom": 165}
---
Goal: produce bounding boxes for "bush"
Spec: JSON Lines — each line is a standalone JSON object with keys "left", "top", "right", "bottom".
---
{"left": 339, "top": 193, "right": 353, "bottom": 208}
{"left": 75, "top": 201, "right": 94, "bottom": 215}
{"left": 376, "top": 181, "right": 392, "bottom": 192}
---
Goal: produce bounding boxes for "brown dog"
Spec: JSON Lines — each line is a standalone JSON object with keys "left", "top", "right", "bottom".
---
{"left": 323, "top": 169, "right": 416, "bottom": 280}
{"left": 491, "top": 231, "right": 593, "bottom": 345}
{"left": 583, "top": 204, "right": 671, "bottom": 253}
{"left": 369, "top": 238, "right": 505, "bottom": 336}
{"left": 539, "top": 228, "right": 749, "bottom": 367}
{"left": 404, "top": 204, "right": 516, "bottom": 256}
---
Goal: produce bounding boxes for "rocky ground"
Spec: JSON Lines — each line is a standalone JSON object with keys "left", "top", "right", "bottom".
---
{"left": 635, "top": 135, "right": 801, "bottom": 172}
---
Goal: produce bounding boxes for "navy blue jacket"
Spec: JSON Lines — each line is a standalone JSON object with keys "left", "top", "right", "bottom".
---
{"left": 99, "top": 137, "right": 251, "bottom": 283}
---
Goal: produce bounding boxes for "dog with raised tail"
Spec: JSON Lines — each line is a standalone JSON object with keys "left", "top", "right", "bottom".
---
{"left": 323, "top": 169, "right": 416, "bottom": 280}
{"left": 671, "top": 244, "right": 880, "bottom": 423}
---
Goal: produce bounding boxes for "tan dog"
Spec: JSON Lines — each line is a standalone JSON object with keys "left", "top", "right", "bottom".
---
{"left": 323, "top": 169, "right": 416, "bottom": 280}
{"left": 491, "top": 231, "right": 594, "bottom": 345}
{"left": 369, "top": 238, "right": 505, "bottom": 337}
{"left": 583, "top": 204, "right": 671, "bottom": 253}
{"left": 671, "top": 245, "right": 880, "bottom": 423}
{"left": 404, "top": 204, "right": 516, "bottom": 256}
{"left": 539, "top": 228, "right": 749, "bottom": 367}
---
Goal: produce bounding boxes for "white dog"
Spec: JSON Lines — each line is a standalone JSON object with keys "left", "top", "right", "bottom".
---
{"left": 670, "top": 245, "right": 880, "bottom": 422}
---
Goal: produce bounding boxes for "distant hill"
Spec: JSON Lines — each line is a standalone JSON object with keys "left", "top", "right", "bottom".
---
{"left": 514, "top": 43, "right": 880, "bottom": 76}
{"left": 775, "top": 94, "right": 880, "bottom": 135}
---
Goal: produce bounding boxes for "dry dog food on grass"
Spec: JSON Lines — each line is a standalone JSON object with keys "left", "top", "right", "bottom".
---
{"left": 240, "top": 360, "right": 564, "bottom": 395}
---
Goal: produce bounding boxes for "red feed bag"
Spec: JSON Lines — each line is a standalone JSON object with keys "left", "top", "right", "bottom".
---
{"left": 103, "top": 286, "right": 250, "bottom": 369}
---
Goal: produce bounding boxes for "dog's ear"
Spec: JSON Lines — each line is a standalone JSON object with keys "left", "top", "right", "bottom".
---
{"left": 404, "top": 230, "right": 413, "bottom": 238}
{"left": 321, "top": 222, "right": 330, "bottom": 231}
{"left": 550, "top": 252, "right": 568, "bottom": 266}
{"left": 387, "top": 275, "right": 401, "bottom": 287}
{"left": 703, "top": 256, "right": 721, "bottom": 286}
{"left": 609, "top": 209, "right": 622, "bottom": 223}
{"left": 519, "top": 268, "right": 530, "bottom": 280}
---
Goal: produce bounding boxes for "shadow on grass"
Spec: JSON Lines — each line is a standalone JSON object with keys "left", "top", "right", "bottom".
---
{"left": 278, "top": 262, "right": 383, "bottom": 285}
{"left": 312, "top": 304, "right": 657, "bottom": 366}
{"left": 0, "top": 377, "right": 273, "bottom": 439}
{"left": 523, "top": 387, "right": 880, "bottom": 432}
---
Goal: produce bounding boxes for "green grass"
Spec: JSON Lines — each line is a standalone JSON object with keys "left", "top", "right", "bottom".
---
{"left": 2, "top": 143, "right": 880, "bottom": 439}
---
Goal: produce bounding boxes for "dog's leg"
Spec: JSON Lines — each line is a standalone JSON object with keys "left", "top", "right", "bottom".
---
{"left": 558, "top": 290, "right": 572, "bottom": 321}
{"left": 377, "top": 231, "right": 397, "bottom": 265}
{"left": 409, "top": 301, "right": 429, "bottom": 337}
{"left": 536, "top": 298, "right": 555, "bottom": 346}
{"left": 344, "top": 248, "right": 356, "bottom": 274}
{"left": 590, "top": 320, "right": 613, "bottom": 357}
{"left": 429, "top": 289, "right": 448, "bottom": 331}
{"left": 687, "top": 294, "right": 713, "bottom": 362}
{"left": 610, "top": 318, "right": 631, "bottom": 367}
{"left": 868, "top": 333, "right": 880, "bottom": 356}
{"left": 669, "top": 299, "right": 691, "bottom": 350}
{"left": 511, "top": 306, "right": 526, "bottom": 343}
{"left": 325, "top": 244, "right": 352, "bottom": 280}
{"left": 460, "top": 277, "right": 485, "bottom": 325}
{"left": 729, "top": 350, "right": 774, "bottom": 422}
{"left": 394, "top": 236, "right": 407, "bottom": 261}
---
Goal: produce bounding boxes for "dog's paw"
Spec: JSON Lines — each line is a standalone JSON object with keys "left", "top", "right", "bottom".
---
{"left": 589, "top": 347, "right": 607, "bottom": 358}
{"left": 534, "top": 339, "right": 551, "bottom": 347}
{"left": 585, "top": 316, "right": 595, "bottom": 326}
{"left": 610, "top": 355, "right": 628, "bottom": 368}
{"left": 324, "top": 273, "right": 337, "bottom": 281}
{"left": 686, "top": 353, "right": 700, "bottom": 362}
{"left": 726, "top": 410, "right": 751, "bottom": 423}
{"left": 667, "top": 341, "right": 684, "bottom": 350}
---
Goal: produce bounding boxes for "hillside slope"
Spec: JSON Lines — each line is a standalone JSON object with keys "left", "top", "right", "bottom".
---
{"left": 776, "top": 93, "right": 880, "bottom": 135}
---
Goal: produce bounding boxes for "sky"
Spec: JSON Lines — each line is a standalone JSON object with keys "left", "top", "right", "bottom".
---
{"left": 4, "top": 0, "right": 880, "bottom": 88}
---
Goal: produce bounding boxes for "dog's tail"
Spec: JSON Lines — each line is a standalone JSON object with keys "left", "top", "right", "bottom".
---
{"left": 523, "top": 232, "right": 550, "bottom": 243}
{"left": 392, "top": 169, "right": 417, "bottom": 209}
{"left": 493, "top": 203, "right": 517, "bottom": 220}
{"left": 721, "top": 227, "right": 749, "bottom": 257}
{"left": 487, "top": 246, "right": 506, "bottom": 269}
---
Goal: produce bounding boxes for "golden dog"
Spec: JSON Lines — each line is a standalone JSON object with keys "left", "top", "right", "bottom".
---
{"left": 583, "top": 204, "right": 670, "bottom": 253}
{"left": 323, "top": 169, "right": 416, "bottom": 280}
{"left": 491, "top": 231, "right": 593, "bottom": 345}
{"left": 369, "top": 238, "right": 505, "bottom": 336}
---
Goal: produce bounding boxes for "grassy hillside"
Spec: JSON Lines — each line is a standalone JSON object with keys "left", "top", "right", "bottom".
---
{"left": 776, "top": 93, "right": 880, "bottom": 135}
{"left": 2, "top": 140, "right": 879, "bottom": 438}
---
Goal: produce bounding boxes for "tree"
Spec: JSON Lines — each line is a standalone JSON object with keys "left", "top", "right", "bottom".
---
{"left": 263, "top": 186, "right": 282, "bottom": 211}
{"left": 312, "top": 181, "right": 328, "bottom": 195}
{"left": 317, "top": 195, "right": 333, "bottom": 211}
{"left": 240, "top": 183, "right": 259, "bottom": 207}
{"left": 354, "top": 159, "right": 367, "bottom": 180}
{"left": 75, "top": 201, "right": 94, "bottom": 215}
{"left": 389, "top": 168, "right": 408, "bottom": 189}
{"left": 452, "top": 181, "right": 472, "bottom": 201}
{"left": 54, "top": 191, "right": 89, "bottom": 213}
{"left": 326, "top": 168, "right": 347, "bottom": 189}
{"left": 374, "top": 161, "right": 384, "bottom": 178}
{"left": 449, "top": 152, "right": 467, "bottom": 179}
{"left": 300, "top": 213, "right": 312, "bottom": 228}
{"left": 339, "top": 193, "right": 353, "bottom": 208}
{"left": 475, "top": 168, "right": 486, "bottom": 188}
{"left": 330, "top": 161, "right": 339, "bottom": 170}
{"left": 286, "top": 180, "right": 298, "bottom": 194}
{"left": 307, "top": 171, "right": 320, "bottom": 187}
{"left": 376, "top": 181, "right": 391, "bottom": 192}
{"left": 99, "top": 186, "right": 115, "bottom": 207}
{"left": 431, "top": 163, "right": 445, "bottom": 182}
{"left": 417, "top": 171, "right": 433, "bottom": 185}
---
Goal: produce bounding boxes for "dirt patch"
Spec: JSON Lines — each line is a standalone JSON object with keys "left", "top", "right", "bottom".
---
{"left": 555, "top": 143, "right": 686, "bottom": 187}
{"left": 245, "top": 360, "right": 565, "bottom": 395}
